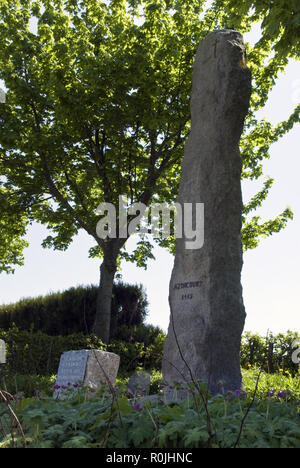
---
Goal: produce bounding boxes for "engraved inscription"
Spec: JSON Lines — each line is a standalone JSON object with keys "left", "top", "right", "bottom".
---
{"left": 54, "top": 351, "right": 89, "bottom": 397}
{"left": 173, "top": 281, "right": 202, "bottom": 290}
{"left": 173, "top": 280, "right": 202, "bottom": 300}
{"left": 174, "top": 281, "right": 202, "bottom": 290}
{"left": 182, "top": 294, "right": 193, "bottom": 300}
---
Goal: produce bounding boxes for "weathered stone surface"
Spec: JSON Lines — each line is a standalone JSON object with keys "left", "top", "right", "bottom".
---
{"left": 0, "top": 339, "right": 6, "bottom": 364}
{"left": 54, "top": 349, "right": 120, "bottom": 398}
{"left": 128, "top": 371, "right": 151, "bottom": 397}
{"left": 85, "top": 349, "right": 120, "bottom": 393}
{"left": 162, "top": 30, "right": 251, "bottom": 395}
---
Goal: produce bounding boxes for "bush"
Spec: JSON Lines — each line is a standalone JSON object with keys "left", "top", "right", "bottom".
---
{"left": 0, "top": 325, "right": 164, "bottom": 377}
{"left": 0, "top": 374, "right": 56, "bottom": 399}
{"left": 241, "top": 331, "right": 300, "bottom": 376}
{"left": 0, "top": 325, "right": 105, "bottom": 376}
{"left": 0, "top": 282, "right": 149, "bottom": 338}
{"left": 0, "top": 327, "right": 299, "bottom": 378}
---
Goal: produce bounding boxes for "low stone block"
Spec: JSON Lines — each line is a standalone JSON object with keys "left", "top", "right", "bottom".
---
{"left": 54, "top": 349, "right": 120, "bottom": 398}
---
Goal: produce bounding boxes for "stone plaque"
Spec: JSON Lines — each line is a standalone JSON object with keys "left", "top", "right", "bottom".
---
{"left": 54, "top": 349, "right": 120, "bottom": 398}
{"left": 0, "top": 339, "right": 6, "bottom": 364}
{"left": 162, "top": 30, "right": 251, "bottom": 395}
{"left": 54, "top": 350, "right": 89, "bottom": 397}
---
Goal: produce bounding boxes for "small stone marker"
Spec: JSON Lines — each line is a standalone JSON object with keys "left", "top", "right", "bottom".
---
{"left": 128, "top": 371, "right": 151, "bottom": 397}
{"left": 162, "top": 30, "right": 251, "bottom": 395}
{"left": 0, "top": 339, "right": 6, "bottom": 364}
{"left": 54, "top": 349, "right": 120, "bottom": 398}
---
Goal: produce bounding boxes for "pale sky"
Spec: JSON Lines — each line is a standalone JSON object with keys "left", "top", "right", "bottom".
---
{"left": 0, "top": 21, "right": 299, "bottom": 336}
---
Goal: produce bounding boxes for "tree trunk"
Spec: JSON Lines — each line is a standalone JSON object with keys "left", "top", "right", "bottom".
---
{"left": 92, "top": 243, "right": 120, "bottom": 343}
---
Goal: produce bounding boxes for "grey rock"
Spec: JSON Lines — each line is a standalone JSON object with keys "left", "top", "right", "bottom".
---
{"left": 0, "top": 339, "right": 6, "bottom": 364}
{"left": 54, "top": 349, "right": 120, "bottom": 398}
{"left": 128, "top": 371, "right": 151, "bottom": 397}
{"left": 162, "top": 30, "right": 251, "bottom": 395}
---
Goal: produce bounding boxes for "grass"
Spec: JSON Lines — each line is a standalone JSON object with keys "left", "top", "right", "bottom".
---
{"left": 242, "top": 367, "right": 300, "bottom": 401}
{"left": 1, "top": 367, "right": 300, "bottom": 401}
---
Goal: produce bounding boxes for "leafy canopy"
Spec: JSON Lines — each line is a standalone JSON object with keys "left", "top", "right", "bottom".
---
{"left": 0, "top": 186, "right": 29, "bottom": 273}
{"left": 0, "top": 0, "right": 299, "bottom": 272}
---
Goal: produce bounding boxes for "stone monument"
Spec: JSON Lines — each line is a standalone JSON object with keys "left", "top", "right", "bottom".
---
{"left": 54, "top": 349, "right": 120, "bottom": 398}
{"left": 162, "top": 30, "right": 251, "bottom": 395}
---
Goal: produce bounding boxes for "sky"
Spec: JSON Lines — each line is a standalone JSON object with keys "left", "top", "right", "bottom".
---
{"left": 0, "top": 21, "right": 299, "bottom": 337}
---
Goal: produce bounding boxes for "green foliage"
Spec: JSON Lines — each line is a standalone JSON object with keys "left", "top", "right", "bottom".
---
{"left": 110, "top": 282, "right": 149, "bottom": 337}
{"left": 214, "top": 0, "right": 300, "bottom": 59}
{"left": 0, "top": 0, "right": 298, "bottom": 277}
{"left": 243, "top": 367, "right": 300, "bottom": 401}
{"left": 241, "top": 330, "right": 300, "bottom": 376}
{"left": 210, "top": 0, "right": 300, "bottom": 250}
{"left": 1, "top": 0, "right": 298, "bottom": 343}
{"left": 0, "top": 327, "right": 298, "bottom": 379}
{"left": 1, "top": 366, "right": 299, "bottom": 448}
{"left": 0, "top": 282, "right": 149, "bottom": 337}
{"left": 1, "top": 374, "right": 56, "bottom": 400}
{"left": 0, "top": 325, "right": 105, "bottom": 376}
{"left": 0, "top": 0, "right": 210, "bottom": 267}
{"left": 0, "top": 187, "right": 29, "bottom": 273}
{"left": 109, "top": 328, "right": 165, "bottom": 372}
{"left": 0, "top": 324, "right": 164, "bottom": 377}
{"left": 2, "top": 376, "right": 299, "bottom": 448}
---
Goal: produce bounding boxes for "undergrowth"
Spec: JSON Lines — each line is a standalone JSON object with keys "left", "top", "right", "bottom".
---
{"left": 0, "top": 368, "right": 299, "bottom": 448}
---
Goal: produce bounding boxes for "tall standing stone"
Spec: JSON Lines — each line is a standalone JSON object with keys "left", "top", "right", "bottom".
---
{"left": 162, "top": 30, "right": 251, "bottom": 395}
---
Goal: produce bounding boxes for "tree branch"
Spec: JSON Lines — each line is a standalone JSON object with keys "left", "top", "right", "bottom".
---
{"left": 139, "top": 124, "right": 186, "bottom": 206}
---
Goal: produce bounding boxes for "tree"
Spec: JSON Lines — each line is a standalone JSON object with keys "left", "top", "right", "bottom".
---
{"left": 0, "top": 0, "right": 298, "bottom": 342}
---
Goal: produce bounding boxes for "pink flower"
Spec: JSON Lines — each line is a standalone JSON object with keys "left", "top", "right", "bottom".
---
{"left": 133, "top": 401, "right": 142, "bottom": 412}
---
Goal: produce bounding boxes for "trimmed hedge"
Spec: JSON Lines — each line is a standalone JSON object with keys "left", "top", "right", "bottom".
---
{"left": 0, "top": 282, "right": 148, "bottom": 339}
{"left": 0, "top": 326, "right": 298, "bottom": 378}
{"left": 0, "top": 325, "right": 165, "bottom": 376}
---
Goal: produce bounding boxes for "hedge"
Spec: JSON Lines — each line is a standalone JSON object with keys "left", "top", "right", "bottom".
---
{"left": 0, "top": 325, "right": 165, "bottom": 376}
{"left": 0, "top": 282, "right": 149, "bottom": 339}
{"left": 0, "top": 327, "right": 299, "bottom": 378}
